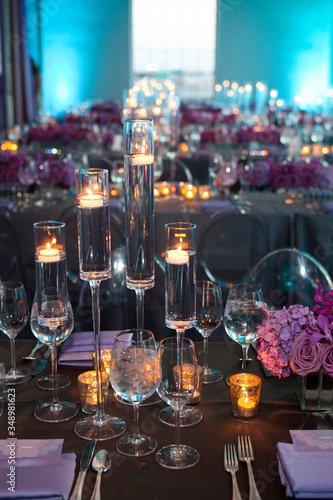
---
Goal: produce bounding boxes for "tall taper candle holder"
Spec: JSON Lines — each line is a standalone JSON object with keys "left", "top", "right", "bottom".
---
{"left": 159, "top": 222, "right": 203, "bottom": 428}
{"left": 74, "top": 169, "right": 126, "bottom": 440}
{"left": 124, "top": 119, "right": 155, "bottom": 329}
{"left": 33, "top": 221, "right": 78, "bottom": 422}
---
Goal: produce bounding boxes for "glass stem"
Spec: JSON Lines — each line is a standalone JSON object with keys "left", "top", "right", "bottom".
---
{"left": 50, "top": 327, "right": 60, "bottom": 410}
{"left": 174, "top": 408, "right": 180, "bottom": 449}
{"left": 9, "top": 338, "right": 16, "bottom": 372}
{"left": 203, "top": 337, "right": 209, "bottom": 373}
{"left": 90, "top": 280, "right": 105, "bottom": 423}
{"left": 133, "top": 404, "right": 140, "bottom": 436}
{"left": 241, "top": 345, "right": 249, "bottom": 372}
{"left": 135, "top": 289, "right": 145, "bottom": 329}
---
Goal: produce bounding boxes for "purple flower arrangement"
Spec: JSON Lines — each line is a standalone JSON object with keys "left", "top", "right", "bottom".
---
{"left": 215, "top": 157, "right": 333, "bottom": 191}
{"left": 256, "top": 285, "right": 333, "bottom": 378}
{"left": 200, "top": 124, "right": 282, "bottom": 146}
{"left": 0, "top": 151, "right": 75, "bottom": 189}
{"left": 25, "top": 122, "right": 114, "bottom": 148}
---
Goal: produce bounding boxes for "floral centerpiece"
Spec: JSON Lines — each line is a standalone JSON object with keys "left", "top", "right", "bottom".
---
{"left": 255, "top": 285, "right": 333, "bottom": 409}
{"left": 256, "top": 285, "right": 333, "bottom": 378}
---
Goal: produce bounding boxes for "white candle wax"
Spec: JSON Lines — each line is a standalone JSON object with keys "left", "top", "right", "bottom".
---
{"left": 166, "top": 248, "right": 189, "bottom": 265}
{"left": 132, "top": 154, "right": 154, "bottom": 166}
{"left": 38, "top": 246, "right": 61, "bottom": 263}
{"left": 79, "top": 193, "right": 103, "bottom": 208}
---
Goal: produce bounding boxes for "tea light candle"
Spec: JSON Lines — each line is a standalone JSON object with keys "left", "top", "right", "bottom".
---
{"left": 37, "top": 240, "right": 62, "bottom": 263}
{"left": 79, "top": 186, "right": 104, "bottom": 208}
{"left": 199, "top": 185, "right": 211, "bottom": 199}
{"left": 78, "top": 370, "right": 109, "bottom": 414}
{"left": 166, "top": 246, "right": 189, "bottom": 265}
{"left": 132, "top": 154, "right": 154, "bottom": 166}
{"left": 230, "top": 373, "right": 261, "bottom": 418}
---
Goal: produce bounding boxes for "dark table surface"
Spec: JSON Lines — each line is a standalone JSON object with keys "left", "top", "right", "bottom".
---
{"left": 0, "top": 339, "right": 327, "bottom": 500}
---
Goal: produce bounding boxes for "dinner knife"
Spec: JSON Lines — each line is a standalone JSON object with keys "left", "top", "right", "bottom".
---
{"left": 69, "top": 439, "right": 97, "bottom": 500}
{"left": 32, "top": 347, "right": 52, "bottom": 376}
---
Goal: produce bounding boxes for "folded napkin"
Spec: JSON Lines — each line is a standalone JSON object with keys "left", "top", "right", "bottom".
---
{"left": 201, "top": 199, "right": 237, "bottom": 213}
{"left": 58, "top": 330, "right": 119, "bottom": 366}
{"left": 0, "top": 439, "right": 75, "bottom": 500}
{"left": 109, "top": 199, "right": 122, "bottom": 212}
{"left": 0, "top": 199, "right": 15, "bottom": 211}
{"left": 277, "top": 437, "right": 333, "bottom": 498}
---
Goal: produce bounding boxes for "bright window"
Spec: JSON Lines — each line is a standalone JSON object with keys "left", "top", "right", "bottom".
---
{"left": 132, "top": 0, "right": 217, "bottom": 99}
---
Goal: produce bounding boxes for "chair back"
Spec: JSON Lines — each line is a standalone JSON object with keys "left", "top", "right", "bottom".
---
{"left": 198, "top": 207, "right": 270, "bottom": 299}
{"left": 0, "top": 212, "right": 24, "bottom": 283}
{"left": 247, "top": 247, "right": 333, "bottom": 309}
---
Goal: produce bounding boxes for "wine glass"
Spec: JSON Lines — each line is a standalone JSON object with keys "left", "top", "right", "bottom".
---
{"left": 110, "top": 329, "right": 159, "bottom": 456}
{"left": 156, "top": 337, "right": 200, "bottom": 469}
{"left": 223, "top": 284, "right": 265, "bottom": 384}
{"left": 0, "top": 282, "right": 31, "bottom": 384}
{"left": 30, "top": 291, "right": 74, "bottom": 390}
{"left": 33, "top": 287, "right": 78, "bottom": 422}
{"left": 195, "top": 280, "right": 223, "bottom": 384}
{"left": 160, "top": 222, "right": 202, "bottom": 427}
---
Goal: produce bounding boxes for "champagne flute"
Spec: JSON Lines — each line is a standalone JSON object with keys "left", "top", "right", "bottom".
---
{"left": 195, "top": 280, "right": 223, "bottom": 384}
{"left": 110, "top": 329, "right": 159, "bottom": 456}
{"left": 156, "top": 337, "right": 200, "bottom": 469}
{"left": 0, "top": 282, "right": 31, "bottom": 384}
{"left": 33, "top": 287, "right": 78, "bottom": 422}
{"left": 224, "top": 284, "right": 265, "bottom": 384}
{"left": 75, "top": 168, "right": 126, "bottom": 440}
{"left": 30, "top": 291, "right": 74, "bottom": 390}
{"left": 160, "top": 222, "right": 202, "bottom": 427}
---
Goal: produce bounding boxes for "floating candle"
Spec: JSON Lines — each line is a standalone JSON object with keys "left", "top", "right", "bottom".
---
{"left": 165, "top": 246, "right": 189, "bottom": 265}
{"left": 37, "top": 241, "right": 62, "bottom": 263}
{"left": 131, "top": 154, "right": 154, "bottom": 166}
{"left": 79, "top": 187, "right": 104, "bottom": 208}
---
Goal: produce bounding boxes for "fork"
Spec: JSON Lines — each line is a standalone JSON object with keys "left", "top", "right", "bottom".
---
{"left": 238, "top": 436, "right": 262, "bottom": 500}
{"left": 224, "top": 444, "right": 242, "bottom": 500}
{"left": 22, "top": 341, "right": 44, "bottom": 360}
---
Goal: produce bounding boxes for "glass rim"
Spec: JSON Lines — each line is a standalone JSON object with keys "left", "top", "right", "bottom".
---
{"left": 33, "top": 220, "right": 65, "bottom": 229}
{"left": 124, "top": 119, "right": 154, "bottom": 124}
{"left": 115, "top": 328, "right": 154, "bottom": 339}
{"left": 159, "top": 337, "right": 195, "bottom": 349}
{"left": 76, "top": 168, "right": 109, "bottom": 175}
{"left": 165, "top": 222, "right": 197, "bottom": 230}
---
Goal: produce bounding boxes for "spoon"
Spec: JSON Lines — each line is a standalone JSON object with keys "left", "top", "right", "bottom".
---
{"left": 90, "top": 450, "right": 111, "bottom": 500}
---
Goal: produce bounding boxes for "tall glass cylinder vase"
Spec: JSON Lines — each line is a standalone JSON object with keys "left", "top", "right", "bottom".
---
{"left": 33, "top": 221, "right": 78, "bottom": 422}
{"left": 160, "top": 222, "right": 202, "bottom": 427}
{"left": 124, "top": 119, "right": 155, "bottom": 329}
{"left": 166, "top": 93, "right": 180, "bottom": 181}
{"left": 75, "top": 169, "right": 126, "bottom": 440}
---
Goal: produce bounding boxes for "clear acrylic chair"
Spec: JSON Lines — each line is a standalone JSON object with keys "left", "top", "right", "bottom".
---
{"left": 247, "top": 247, "right": 333, "bottom": 310}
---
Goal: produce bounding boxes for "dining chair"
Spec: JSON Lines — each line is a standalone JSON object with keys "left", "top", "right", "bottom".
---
{"left": 158, "top": 157, "right": 194, "bottom": 183}
{"left": 198, "top": 207, "right": 270, "bottom": 301}
{"left": 247, "top": 247, "right": 333, "bottom": 310}
{"left": 0, "top": 211, "right": 24, "bottom": 284}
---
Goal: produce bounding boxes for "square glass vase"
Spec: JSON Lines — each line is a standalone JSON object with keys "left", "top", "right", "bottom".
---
{"left": 296, "top": 371, "right": 333, "bottom": 411}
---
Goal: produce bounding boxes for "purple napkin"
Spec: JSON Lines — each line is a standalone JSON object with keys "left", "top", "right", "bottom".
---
{"left": 0, "top": 439, "right": 75, "bottom": 499}
{"left": 321, "top": 202, "right": 333, "bottom": 214}
{"left": 58, "top": 330, "right": 119, "bottom": 366}
{"left": 201, "top": 199, "right": 237, "bottom": 213}
{"left": 277, "top": 441, "right": 333, "bottom": 498}
{"left": 109, "top": 199, "right": 122, "bottom": 212}
{"left": 0, "top": 199, "right": 15, "bottom": 211}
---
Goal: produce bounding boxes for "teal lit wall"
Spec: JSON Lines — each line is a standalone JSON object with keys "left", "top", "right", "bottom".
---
{"left": 25, "top": 0, "right": 131, "bottom": 115}
{"left": 216, "top": 0, "right": 333, "bottom": 106}
{"left": 25, "top": 0, "right": 333, "bottom": 113}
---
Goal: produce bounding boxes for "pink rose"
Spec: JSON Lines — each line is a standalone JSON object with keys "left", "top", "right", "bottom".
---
{"left": 289, "top": 331, "right": 323, "bottom": 376}
{"left": 321, "top": 344, "right": 333, "bottom": 377}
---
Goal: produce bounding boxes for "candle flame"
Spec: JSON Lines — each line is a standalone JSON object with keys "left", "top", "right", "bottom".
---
{"left": 51, "top": 238, "right": 56, "bottom": 245}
